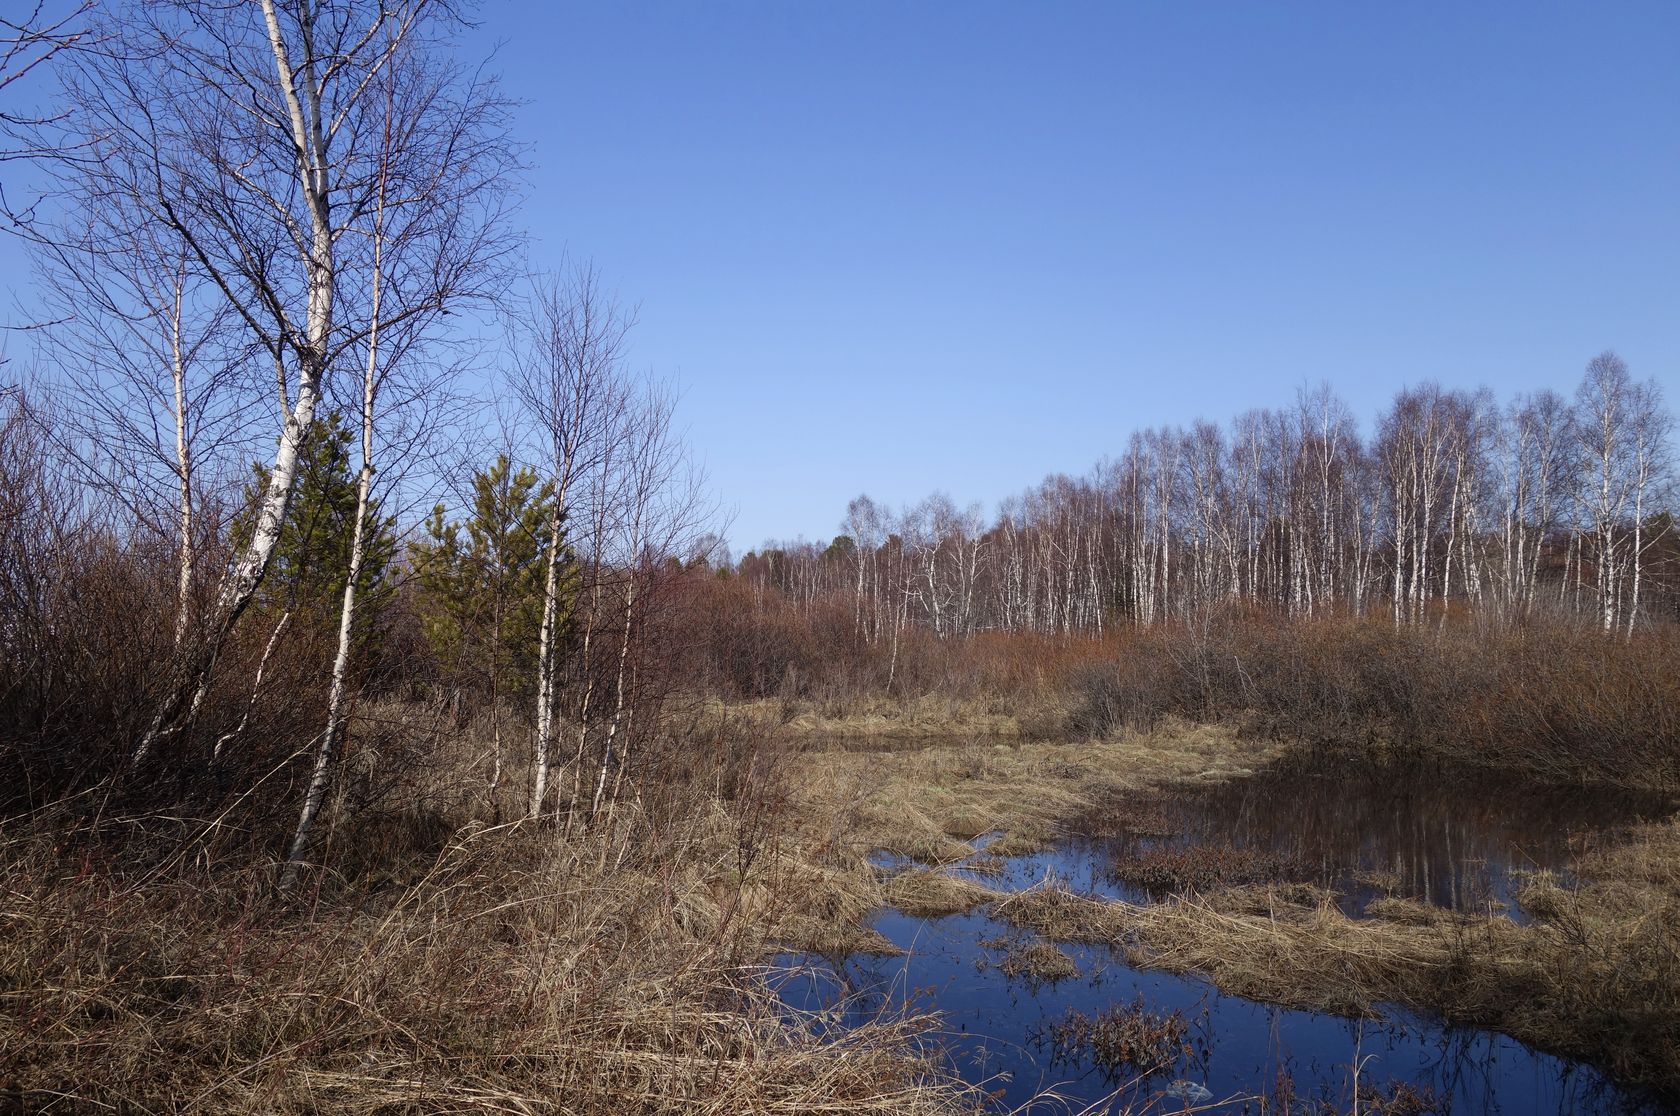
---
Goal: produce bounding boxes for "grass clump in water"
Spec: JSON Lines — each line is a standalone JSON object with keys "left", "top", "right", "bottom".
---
{"left": 882, "top": 869, "right": 997, "bottom": 918}
{"left": 1043, "top": 995, "right": 1195, "bottom": 1082}
{"left": 993, "top": 884, "right": 1130, "bottom": 943}
{"left": 993, "top": 938, "right": 1080, "bottom": 984}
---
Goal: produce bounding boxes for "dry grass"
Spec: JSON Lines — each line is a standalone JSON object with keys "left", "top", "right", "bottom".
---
{"left": 960, "top": 853, "right": 1008, "bottom": 879}
{"left": 712, "top": 695, "right": 1025, "bottom": 741}
{"left": 7, "top": 698, "right": 1270, "bottom": 1113}
{"left": 880, "top": 869, "right": 995, "bottom": 919}
{"left": 763, "top": 715, "right": 1284, "bottom": 1015}
{"left": 993, "top": 939, "right": 1079, "bottom": 984}
{"left": 0, "top": 790, "right": 984, "bottom": 1114}
{"left": 992, "top": 884, "right": 1129, "bottom": 944}
{"left": 12, "top": 673, "right": 1670, "bottom": 1111}
{"left": 785, "top": 717, "right": 1281, "bottom": 868}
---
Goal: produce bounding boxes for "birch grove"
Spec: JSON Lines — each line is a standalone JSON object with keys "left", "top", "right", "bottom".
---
{"left": 742, "top": 361, "right": 1677, "bottom": 641}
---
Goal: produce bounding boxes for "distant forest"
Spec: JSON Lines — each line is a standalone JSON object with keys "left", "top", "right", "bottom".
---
{"left": 735, "top": 355, "right": 1675, "bottom": 638}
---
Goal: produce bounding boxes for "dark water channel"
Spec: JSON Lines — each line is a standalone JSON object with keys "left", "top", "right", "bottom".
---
{"left": 774, "top": 758, "right": 1677, "bottom": 1114}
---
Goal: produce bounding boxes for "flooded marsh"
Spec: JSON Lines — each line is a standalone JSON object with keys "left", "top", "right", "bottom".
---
{"left": 781, "top": 740, "right": 1680, "bottom": 1113}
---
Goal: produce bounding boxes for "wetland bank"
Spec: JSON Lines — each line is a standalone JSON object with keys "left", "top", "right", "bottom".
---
{"left": 11, "top": 621, "right": 1676, "bottom": 1115}
{"left": 762, "top": 708, "right": 1680, "bottom": 1113}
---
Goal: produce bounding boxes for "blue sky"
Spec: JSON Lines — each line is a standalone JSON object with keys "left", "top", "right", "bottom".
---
{"left": 463, "top": 1, "right": 1678, "bottom": 552}
{"left": 6, "top": 3, "right": 1678, "bottom": 553}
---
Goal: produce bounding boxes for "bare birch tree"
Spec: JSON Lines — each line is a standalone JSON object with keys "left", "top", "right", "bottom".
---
{"left": 589, "top": 377, "right": 710, "bottom": 823}
{"left": 509, "top": 264, "right": 635, "bottom": 819}
{"left": 1623, "top": 378, "right": 1673, "bottom": 635}
{"left": 29, "top": 185, "right": 257, "bottom": 644}
{"left": 1576, "top": 352, "right": 1636, "bottom": 633}
{"left": 19, "top": 0, "right": 514, "bottom": 767}
{"left": 281, "top": 22, "right": 517, "bottom": 882}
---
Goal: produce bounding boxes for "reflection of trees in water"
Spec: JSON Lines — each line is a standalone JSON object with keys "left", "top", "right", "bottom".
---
{"left": 1265, "top": 1014, "right": 1648, "bottom": 1114}
{"left": 1119, "top": 761, "right": 1675, "bottom": 914}
{"left": 1385, "top": 1011, "right": 1656, "bottom": 1115}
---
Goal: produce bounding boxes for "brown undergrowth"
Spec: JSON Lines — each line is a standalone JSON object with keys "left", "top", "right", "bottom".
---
{"left": 1042, "top": 996, "right": 1195, "bottom": 1082}
{"left": 683, "top": 604, "right": 1680, "bottom": 792}
{"left": 0, "top": 723, "right": 985, "bottom": 1115}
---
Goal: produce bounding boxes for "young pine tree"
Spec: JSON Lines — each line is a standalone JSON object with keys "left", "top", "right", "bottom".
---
{"left": 412, "top": 455, "right": 574, "bottom": 798}
{"left": 241, "top": 413, "right": 398, "bottom": 633}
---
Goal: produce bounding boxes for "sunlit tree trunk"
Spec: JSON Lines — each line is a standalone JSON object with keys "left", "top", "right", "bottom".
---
{"left": 282, "top": 87, "right": 394, "bottom": 886}
{"left": 133, "top": 1, "right": 339, "bottom": 765}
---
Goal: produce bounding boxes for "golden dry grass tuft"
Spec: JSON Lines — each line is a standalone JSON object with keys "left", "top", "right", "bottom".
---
{"left": 994, "top": 939, "right": 1080, "bottom": 984}
{"left": 881, "top": 869, "right": 996, "bottom": 919}
{"left": 992, "top": 884, "right": 1128, "bottom": 944}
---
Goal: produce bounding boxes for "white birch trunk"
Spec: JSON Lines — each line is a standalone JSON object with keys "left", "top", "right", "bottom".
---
{"left": 133, "top": 0, "right": 335, "bottom": 766}
{"left": 280, "top": 62, "right": 391, "bottom": 885}
{"left": 529, "top": 468, "right": 574, "bottom": 819}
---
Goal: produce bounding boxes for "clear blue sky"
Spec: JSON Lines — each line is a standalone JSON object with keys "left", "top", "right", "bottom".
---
{"left": 465, "top": 1, "right": 1679, "bottom": 553}
{"left": 7, "top": 3, "right": 1678, "bottom": 553}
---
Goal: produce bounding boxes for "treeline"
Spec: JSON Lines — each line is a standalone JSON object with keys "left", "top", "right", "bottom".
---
{"left": 739, "top": 362, "right": 1676, "bottom": 644}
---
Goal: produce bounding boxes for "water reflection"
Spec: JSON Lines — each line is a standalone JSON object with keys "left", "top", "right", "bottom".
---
{"left": 780, "top": 759, "right": 1676, "bottom": 1113}
{"left": 776, "top": 904, "right": 1665, "bottom": 1114}
{"left": 1097, "top": 758, "right": 1676, "bottom": 918}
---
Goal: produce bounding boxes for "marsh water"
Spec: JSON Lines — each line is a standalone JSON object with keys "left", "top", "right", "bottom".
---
{"left": 1089, "top": 756, "right": 1679, "bottom": 920}
{"left": 775, "top": 754, "right": 1677, "bottom": 1114}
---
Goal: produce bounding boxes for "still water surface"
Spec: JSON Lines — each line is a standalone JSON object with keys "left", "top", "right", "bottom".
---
{"left": 776, "top": 758, "right": 1676, "bottom": 1114}
{"left": 1110, "top": 758, "right": 1677, "bottom": 919}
